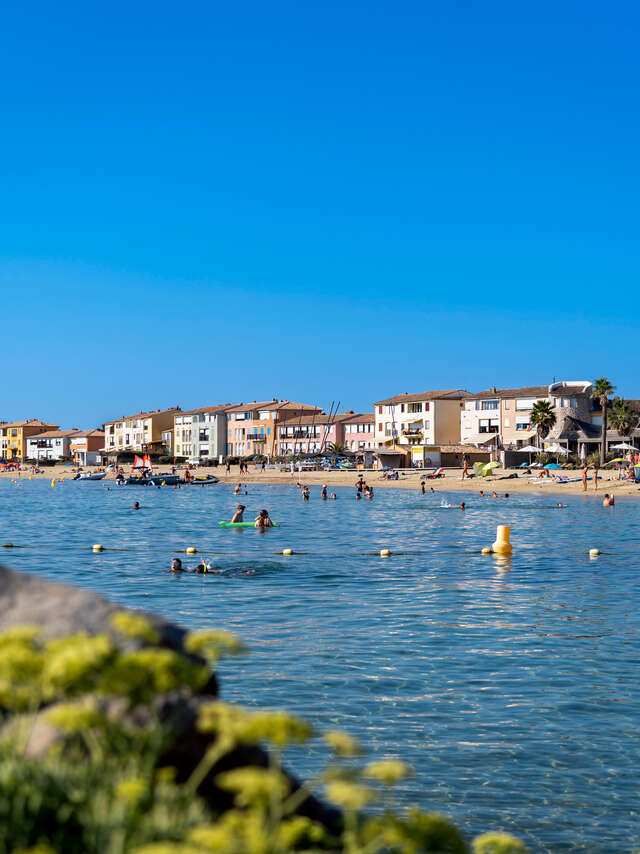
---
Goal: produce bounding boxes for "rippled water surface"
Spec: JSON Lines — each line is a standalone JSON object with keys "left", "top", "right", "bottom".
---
{"left": 1, "top": 477, "right": 639, "bottom": 852}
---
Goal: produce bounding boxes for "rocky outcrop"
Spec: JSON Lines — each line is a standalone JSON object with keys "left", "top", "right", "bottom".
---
{"left": 0, "top": 564, "right": 341, "bottom": 834}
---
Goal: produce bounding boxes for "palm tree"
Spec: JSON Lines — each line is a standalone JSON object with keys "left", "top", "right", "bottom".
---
{"left": 608, "top": 397, "right": 638, "bottom": 439}
{"left": 326, "top": 441, "right": 348, "bottom": 457}
{"left": 530, "top": 400, "right": 556, "bottom": 450}
{"left": 592, "top": 377, "right": 616, "bottom": 464}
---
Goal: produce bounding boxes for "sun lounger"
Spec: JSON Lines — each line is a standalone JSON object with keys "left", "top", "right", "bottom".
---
{"left": 426, "top": 467, "right": 444, "bottom": 479}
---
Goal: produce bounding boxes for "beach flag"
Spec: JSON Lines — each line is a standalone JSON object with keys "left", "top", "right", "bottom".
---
{"left": 143, "top": 454, "right": 153, "bottom": 471}
{"left": 132, "top": 455, "right": 144, "bottom": 469}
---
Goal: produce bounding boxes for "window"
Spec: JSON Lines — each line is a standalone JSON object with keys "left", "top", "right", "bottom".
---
{"left": 400, "top": 404, "right": 405, "bottom": 412}
{"left": 378, "top": 406, "right": 382, "bottom": 415}
{"left": 516, "top": 419, "right": 531, "bottom": 431}
{"left": 504, "top": 400, "right": 510, "bottom": 409}
{"left": 378, "top": 423, "right": 382, "bottom": 432}
{"left": 424, "top": 420, "right": 430, "bottom": 430}
{"left": 479, "top": 418, "right": 499, "bottom": 433}
{"left": 504, "top": 417, "right": 510, "bottom": 427}
{"left": 516, "top": 398, "right": 537, "bottom": 410}
{"left": 408, "top": 403, "right": 422, "bottom": 413}
{"left": 482, "top": 400, "right": 499, "bottom": 411}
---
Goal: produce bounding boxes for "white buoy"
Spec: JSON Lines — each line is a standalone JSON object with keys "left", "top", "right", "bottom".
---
{"left": 380, "top": 549, "right": 391, "bottom": 557}
{"left": 186, "top": 547, "right": 197, "bottom": 554}
{"left": 282, "top": 548, "right": 293, "bottom": 556}
{"left": 92, "top": 544, "right": 104, "bottom": 552}
{"left": 589, "top": 548, "right": 600, "bottom": 557}
{"left": 481, "top": 547, "right": 492, "bottom": 555}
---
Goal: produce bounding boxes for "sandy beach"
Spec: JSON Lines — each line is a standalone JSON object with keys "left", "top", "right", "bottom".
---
{"left": 2, "top": 463, "right": 638, "bottom": 498}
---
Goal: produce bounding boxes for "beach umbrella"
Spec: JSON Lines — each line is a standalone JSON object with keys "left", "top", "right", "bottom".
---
{"left": 482, "top": 461, "right": 500, "bottom": 475}
{"left": 610, "top": 442, "right": 637, "bottom": 450}
{"left": 516, "top": 444, "right": 542, "bottom": 453}
{"left": 545, "top": 443, "right": 569, "bottom": 455}
{"left": 544, "top": 463, "right": 562, "bottom": 469}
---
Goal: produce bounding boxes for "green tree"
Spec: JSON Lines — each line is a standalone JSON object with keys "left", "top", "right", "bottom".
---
{"left": 326, "top": 442, "right": 348, "bottom": 456}
{"left": 592, "top": 377, "right": 616, "bottom": 465}
{"left": 608, "top": 397, "right": 638, "bottom": 439}
{"left": 530, "top": 400, "right": 556, "bottom": 450}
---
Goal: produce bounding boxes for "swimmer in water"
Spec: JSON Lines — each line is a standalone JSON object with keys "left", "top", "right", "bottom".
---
{"left": 430, "top": 486, "right": 435, "bottom": 493}
{"left": 421, "top": 481, "right": 426, "bottom": 494}
{"left": 170, "top": 557, "right": 185, "bottom": 573}
{"left": 330, "top": 493, "right": 337, "bottom": 499}
{"left": 302, "top": 486, "right": 310, "bottom": 501}
{"left": 460, "top": 502, "right": 465, "bottom": 510}
{"left": 479, "top": 490, "right": 485, "bottom": 497}
{"left": 233, "top": 483, "right": 242, "bottom": 495}
{"left": 366, "top": 486, "right": 374, "bottom": 499}
{"left": 504, "top": 493, "right": 509, "bottom": 498}
{"left": 255, "top": 508, "right": 274, "bottom": 528}
{"left": 321, "top": 484, "right": 328, "bottom": 499}
{"left": 132, "top": 501, "right": 140, "bottom": 510}
{"left": 231, "top": 504, "right": 245, "bottom": 523}
{"left": 491, "top": 491, "right": 498, "bottom": 498}
{"left": 356, "top": 491, "right": 362, "bottom": 500}
{"left": 556, "top": 502, "right": 566, "bottom": 508}
{"left": 603, "top": 493, "right": 615, "bottom": 507}
{"left": 194, "top": 559, "right": 208, "bottom": 574}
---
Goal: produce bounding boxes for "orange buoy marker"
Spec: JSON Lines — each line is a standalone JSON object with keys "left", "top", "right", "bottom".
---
{"left": 492, "top": 525, "right": 512, "bottom": 555}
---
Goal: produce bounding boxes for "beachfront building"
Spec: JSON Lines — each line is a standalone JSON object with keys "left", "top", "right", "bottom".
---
{"left": 173, "top": 405, "right": 238, "bottom": 461}
{"left": 461, "top": 381, "right": 594, "bottom": 452}
{"left": 102, "top": 407, "right": 181, "bottom": 456}
{"left": 342, "top": 412, "right": 376, "bottom": 452}
{"left": 0, "top": 419, "right": 59, "bottom": 460}
{"left": 226, "top": 400, "right": 322, "bottom": 457}
{"left": 25, "top": 429, "right": 81, "bottom": 461}
{"left": 276, "top": 411, "right": 358, "bottom": 456}
{"left": 373, "top": 390, "right": 468, "bottom": 449}
{"left": 69, "top": 430, "right": 105, "bottom": 466}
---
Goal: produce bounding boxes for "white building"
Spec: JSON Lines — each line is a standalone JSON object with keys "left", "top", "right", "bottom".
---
{"left": 373, "top": 390, "right": 468, "bottom": 448}
{"left": 26, "top": 429, "right": 79, "bottom": 460}
{"left": 173, "top": 405, "right": 236, "bottom": 461}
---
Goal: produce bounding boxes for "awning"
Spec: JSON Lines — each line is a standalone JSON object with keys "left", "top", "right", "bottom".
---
{"left": 466, "top": 433, "right": 498, "bottom": 445}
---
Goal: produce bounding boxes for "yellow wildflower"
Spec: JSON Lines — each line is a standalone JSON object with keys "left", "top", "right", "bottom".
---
{"left": 364, "top": 759, "right": 412, "bottom": 785}
{"left": 45, "top": 701, "right": 105, "bottom": 734}
{"left": 116, "top": 776, "right": 147, "bottom": 806}
{"left": 215, "top": 767, "right": 290, "bottom": 808}
{"left": 473, "top": 831, "right": 528, "bottom": 854}
{"left": 185, "top": 629, "right": 246, "bottom": 660}
{"left": 323, "top": 729, "right": 363, "bottom": 757}
{"left": 325, "top": 779, "right": 375, "bottom": 811}
{"left": 111, "top": 611, "right": 159, "bottom": 644}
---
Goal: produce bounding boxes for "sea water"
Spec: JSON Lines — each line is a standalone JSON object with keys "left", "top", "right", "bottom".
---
{"left": 0, "top": 478, "right": 638, "bottom": 853}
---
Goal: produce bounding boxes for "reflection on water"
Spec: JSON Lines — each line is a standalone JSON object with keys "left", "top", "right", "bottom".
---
{"left": 1, "top": 479, "right": 639, "bottom": 853}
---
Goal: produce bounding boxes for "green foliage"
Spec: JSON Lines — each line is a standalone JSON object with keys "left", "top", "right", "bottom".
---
{"left": 529, "top": 401, "right": 556, "bottom": 447}
{"left": 0, "top": 623, "right": 528, "bottom": 854}
{"left": 608, "top": 397, "right": 638, "bottom": 437}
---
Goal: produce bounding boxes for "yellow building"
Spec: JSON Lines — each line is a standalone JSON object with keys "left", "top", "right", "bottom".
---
{"left": 102, "top": 407, "right": 181, "bottom": 456}
{"left": 0, "top": 419, "right": 60, "bottom": 461}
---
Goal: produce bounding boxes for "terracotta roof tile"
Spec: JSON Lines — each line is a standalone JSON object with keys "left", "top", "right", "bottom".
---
{"left": 374, "top": 390, "right": 469, "bottom": 406}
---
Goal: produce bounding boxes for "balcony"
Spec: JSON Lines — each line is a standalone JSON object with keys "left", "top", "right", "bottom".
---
{"left": 402, "top": 428, "right": 423, "bottom": 437}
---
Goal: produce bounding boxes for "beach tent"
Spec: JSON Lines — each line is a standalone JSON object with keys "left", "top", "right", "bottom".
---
{"left": 482, "top": 461, "right": 500, "bottom": 476}
{"left": 544, "top": 463, "right": 562, "bottom": 469}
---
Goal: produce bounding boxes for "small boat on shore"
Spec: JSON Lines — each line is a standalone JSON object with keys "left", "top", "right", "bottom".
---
{"left": 188, "top": 475, "right": 219, "bottom": 485}
{"left": 117, "top": 474, "right": 181, "bottom": 486}
{"left": 73, "top": 472, "right": 107, "bottom": 481}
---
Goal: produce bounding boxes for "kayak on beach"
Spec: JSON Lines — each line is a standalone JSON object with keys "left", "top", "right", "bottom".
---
{"left": 218, "top": 521, "right": 280, "bottom": 528}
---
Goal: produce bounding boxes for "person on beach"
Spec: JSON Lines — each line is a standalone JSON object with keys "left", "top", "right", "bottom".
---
{"left": 321, "top": 484, "right": 328, "bottom": 499}
{"left": 225, "top": 460, "right": 231, "bottom": 474}
{"left": 603, "top": 494, "right": 615, "bottom": 507}
{"left": 582, "top": 464, "right": 588, "bottom": 491}
{"left": 261, "top": 460, "right": 266, "bottom": 472}
{"left": 593, "top": 467, "right": 599, "bottom": 491}
{"left": 231, "top": 504, "right": 245, "bottom": 523}
{"left": 462, "top": 453, "right": 470, "bottom": 480}
{"left": 234, "top": 483, "right": 242, "bottom": 495}
{"left": 255, "top": 509, "right": 273, "bottom": 528}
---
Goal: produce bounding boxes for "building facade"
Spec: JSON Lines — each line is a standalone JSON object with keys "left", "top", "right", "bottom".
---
{"left": 225, "top": 400, "right": 322, "bottom": 457}
{"left": 69, "top": 430, "right": 105, "bottom": 466}
{"left": 0, "top": 420, "right": 59, "bottom": 460}
{"left": 373, "top": 390, "right": 468, "bottom": 449}
{"left": 461, "top": 382, "right": 594, "bottom": 450}
{"left": 25, "top": 429, "right": 81, "bottom": 461}
{"left": 103, "top": 408, "right": 181, "bottom": 455}
{"left": 276, "top": 412, "right": 357, "bottom": 455}
{"left": 173, "top": 405, "right": 236, "bottom": 461}
{"left": 342, "top": 412, "right": 375, "bottom": 452}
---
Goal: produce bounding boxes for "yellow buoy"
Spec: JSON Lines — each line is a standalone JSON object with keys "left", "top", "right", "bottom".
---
{"left": 380, "top": 548, "right": 391, "bottom": 557}
{"left": 92, "top": 544, "right": 104, "bottom": 552}
{"left": 492, "top": 525, "right": 512, "bottom": 555}
{"left": 51, "top": 479, "right": 56, "bottom": 487}
{"left": 589, "top": 548, "right": 600, "bottom": 557}
{"left": 282, "top": 548, "right": 293, "bottom": 556}
{"left": 481, "top": 547, "right": 492, "bottom": 555}
{"left": 186, "top": 547, "right": 197, "bottom": 554}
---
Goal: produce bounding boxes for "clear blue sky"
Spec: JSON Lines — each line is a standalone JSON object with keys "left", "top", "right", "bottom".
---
{"left": 1, "top": 1, "right": 638, "bottom": 427}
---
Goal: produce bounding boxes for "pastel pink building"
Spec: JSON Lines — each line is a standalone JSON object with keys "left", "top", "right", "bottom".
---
{"left": 277, "top": 412, "right": 355, "bottom": 455}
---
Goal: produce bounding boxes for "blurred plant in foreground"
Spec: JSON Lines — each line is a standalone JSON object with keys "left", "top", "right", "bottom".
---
{"left": 0, "top": 617, "right": 527, "bottom": 854}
